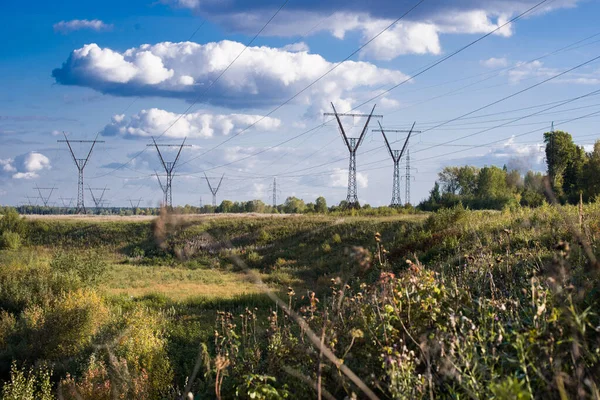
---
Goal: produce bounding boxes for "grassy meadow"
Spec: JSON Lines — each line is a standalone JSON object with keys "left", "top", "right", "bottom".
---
{"left": 0, "top": 205, "right": 599, "bottom": 399}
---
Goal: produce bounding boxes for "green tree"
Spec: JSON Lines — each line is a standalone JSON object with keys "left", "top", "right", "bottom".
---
{"left": 217, "top": 200, "right": 234, "bottom": 213}
{"left": 315, "top": 196, "right": 327, "bottom": 213}
{"left": 544, "top": 130, "right": 577, "bottom": 198}
{"left": 476, "top": 166, "right": 509, "bottom": 198}
{"left": 563, "top": 144, "right": 587, "bottom": 203}
{"left": 283, "top": 197, "right": 306, "bottom": 214}
{"left": 583, "top": 141, "right": 600, "bottom": 200}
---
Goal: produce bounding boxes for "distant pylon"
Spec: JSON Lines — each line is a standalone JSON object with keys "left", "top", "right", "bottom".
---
{"left": 205, "top": 173, "right": 224, "bottom": 207}
{"left": 273, "top": 178, "right": 277, "bottom": 208}
{"left": 34, "top": 186, "right": 57, "bottom": 207}
{"left": 147, "top": 137, "right": 190, "bottom": 208}
{"left": 57, "top": 132, "right": 104, "bottom": 214}
{"left": 88, "top": 186, "right": 109, "bottom": 210}
{"left": 324, "top": 103, "right": 382, "bottom": 208}
{"left": 128, "top": 198, "right": 142, "bottom": 209}
{"left": 374, "top": 122, "right": 418, "bottom": 207}
{"left": 404, "top": 150, "right": 417, "bottom": 206}
{"left": 59, "top": 197, "right": 74, "bottom": 208}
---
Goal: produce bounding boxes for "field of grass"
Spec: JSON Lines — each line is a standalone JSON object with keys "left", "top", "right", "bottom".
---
{"left": 0, "top": 206, "right": 599, "bottom": 399}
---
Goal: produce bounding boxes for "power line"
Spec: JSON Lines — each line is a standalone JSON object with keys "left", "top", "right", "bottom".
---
{"left": 376, "top": 122, "right": 418, "bottom": 207}
{"left": 91, "top": 0, "right": 291, "bottom": 180}
{"left": 148, "top": 138, "right": 190, "bottom": 208}
{"left": 181, "top": 0, "right": 549, "bottom": 177}
{"left": 57, "top": 133, "right": 105, "bottom": 214}
{"left": 176, "top": 0, "right": 427, "bottom": 170}
{"left": 205, "top": 173, "right": 225, "bottom": 207}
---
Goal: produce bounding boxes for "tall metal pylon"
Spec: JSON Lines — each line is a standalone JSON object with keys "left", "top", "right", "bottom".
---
{"left": 373, "top": 122, "right": 418, "bottom": 207}
{"left": 57, "top": 133, "right": 104, "bottom": 214}
{"left": 34, "top": 186, "right": 57, "bottom": 207}
{"left": 128, "top": 198, "right": 142, "bottom": 209}
{"left": 88, "top": 186, "right": 109, "bottom": 210}
{"left": 59, "top": 197, "right": 74, "bottom": 208}
{"left": 147, "top": 137, "right": 190, "bottom": 208}
{"left": 25, "top": 196, "right": 37, "bottom": 207}
{"left": 273, "top": 178, "right": 277, "bottom": 208}
{"left": 324, "top": 103, "right": 382, "bottom": 208}
{"left": 405, "top": 150, "right": 412, "bottom": 205}
{"left": 205, "top": 173, "right": 224, "bottom": 207}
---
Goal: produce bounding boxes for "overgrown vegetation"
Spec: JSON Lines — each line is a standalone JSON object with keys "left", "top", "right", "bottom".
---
{"left": 0, "top": 203, "right": 599, "bottom": 398}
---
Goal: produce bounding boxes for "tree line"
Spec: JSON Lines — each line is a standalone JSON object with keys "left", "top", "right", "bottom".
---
{"left": 420, "top": 130, "right": 600, "bottom": 210}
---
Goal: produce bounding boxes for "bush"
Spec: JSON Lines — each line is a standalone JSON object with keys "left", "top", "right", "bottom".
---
{"left": 1, "top": 362, "right": 53, "bottom": 400}
{"left": 0, "top": 231, "right": 21, "bottom": 250}
{"left": 50, "top": 250, "right": 107, "bottom": 286}
{"left": 0, "top": 208, "right": 26, "bottom": 237}
{"left": 21, "top": 289, "right": 110, "bottom": 360}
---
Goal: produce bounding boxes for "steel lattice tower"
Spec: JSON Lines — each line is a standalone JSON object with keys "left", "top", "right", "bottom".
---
{"left": 324, "top": 103, "right": 382, "bottom": 209}
{"left": 405, "top": 150, "right": 411, "bottom": 205}
{"left": 34, "top": 186, "right": 57, "bottom": 207}
{"left": 57, "top": 133, "right": 104, "bottom": 214}
{"left": 273, "top": 178, "right": 277, "bottom": 208}
{"left": 88, "top": 186, "right": 109, "bottom": 212}
{"left": 374, "top": 122, "right": 420, "bottom": 207}
{"left": 205, "top": 173, "right": 224, "bottom": 207}
{"left": 148, "top": 137, "right": 190, "bottom": 208}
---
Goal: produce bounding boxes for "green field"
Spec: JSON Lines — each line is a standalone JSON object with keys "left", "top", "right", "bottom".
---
{"left": 0, "top": 206, "right": 599, "bottom": 399}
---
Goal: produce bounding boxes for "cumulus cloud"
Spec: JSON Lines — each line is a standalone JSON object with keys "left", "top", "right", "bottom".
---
{"left": 446, "top": 137, "right": 546, "bottom": 173}
{"left": 161, "top": 0, "right": 581, "bottom": 59}
{"left": 282, "top": 42, "right": 310, "bottom": 52}
{"left": 508, "top": 60, "right": 600, "bottom": 84}
{"left": 329, "top": 167, "right": 368, "bottom": 189}
{"left": 53, "top": 19, "right": 113, "bottom": 34}
{"left": 481, "top": 57, "right": 508, "bottom": 68}
{"left": 52, "top": 40, "right": 407, "bottom": 112}
{"left": 0, "top": 152, "right": 52, "bottom": 180}
{"left": 101, "top": 108, "right": 282, "bottom": 139}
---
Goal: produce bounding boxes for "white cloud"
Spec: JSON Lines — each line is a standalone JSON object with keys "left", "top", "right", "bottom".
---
{"left": 508, "top": 60, "right": 600, "bottom": 84}
{"left": 330, "top": 167, "right": 368, "bottom": 189}
{"left": 1, "top": 152, "right": 52, "bottom": 180}
{"left": 282, "top": 42, "right": 310, "bottom": 52}
{"left": 446, "top": 137, "right": 546, "bottom": 173}
{"left": 160, "top": 1, "right": 581, "bottom": 59}
{"left": 481, "top": 57, "right": 508, "bottom": 68}
{"left": 53, "top": 41, "right": 407, "bottom": 112}
{"left": 0, "top": 159, "right": 16, "bottom": 173}
{"left": 101, "top": 108, "right": 282, "bottom": 139}
{"left": 53, "top": 19, "right": 113, "bottom": 34}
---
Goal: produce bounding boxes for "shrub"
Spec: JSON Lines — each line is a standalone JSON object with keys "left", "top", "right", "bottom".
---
{"left": 50, "top": 250, "right": 107, "bottom": 286}
{"left": 0, "top": 231, "right": 21, "bottom": 250}
{"left": 0, "top": 208, "right": 26, "bottom": 237}
{"left": 1, "top": 362, "right": 53, "bottom": 400}
{"left": 60, "top": 354, "right": 151, "bottom": 400}
{"left": 112, "top": 307, "right": 173, "bottom": 399}
{"left": 21, "top": 289, "right": 110, "bottom": 360}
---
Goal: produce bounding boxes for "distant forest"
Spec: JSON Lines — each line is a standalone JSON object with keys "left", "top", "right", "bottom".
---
{"left": 419, "top": 130, "right": 600, "bottom": 211}
{"left": 5, "top": 131, "right": 599, "bottom": 215}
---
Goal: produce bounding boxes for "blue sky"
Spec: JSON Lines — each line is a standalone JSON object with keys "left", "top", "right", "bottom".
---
{"left": 1, "top": 0, "right": 600, "bottom": 208}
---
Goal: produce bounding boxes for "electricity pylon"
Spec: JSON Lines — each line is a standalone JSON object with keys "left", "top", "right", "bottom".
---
{"left": 324, "top": 103, "right": 382, "bottom": 208}
{"left": 373, "top": 122, "right": 420, "bottom": 207}
{"left": 147, "top": 137, "right": 190, "bottom": 208}
{"left": 59, "top": 197, "right": 74, "bottom": 208}
{"left": 128, "top": 198, "right": 142, "bottom": 213}
{"left": 57, "top": 132, "right": 104, "bottom": 214}
{"left": 404, "top": 150, "right": 417, "bottom": 206}
{"left": 34, "top": 186, "right": 56, "bottom": 207}
{"left": 273, "top": 178, "right": 277, "bottom": 208}
{"left": 88, "top": 186, "right": 109, "bottom": 211}
{"left": 205, "top": 173, "right": 224, "bottom": 207}
{"left": 25, "top": 196, "right": 37, "bottom": 206}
